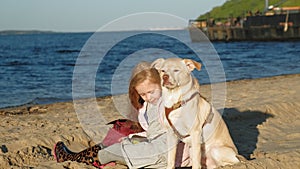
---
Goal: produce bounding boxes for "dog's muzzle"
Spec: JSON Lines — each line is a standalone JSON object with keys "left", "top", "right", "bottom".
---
{"left": 162, "top": 74, "right": 172, "bottom": 86}
{"left": 162, "top": 74, "right": 179, "bottom": 89}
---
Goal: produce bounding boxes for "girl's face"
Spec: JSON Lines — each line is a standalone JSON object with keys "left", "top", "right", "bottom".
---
{"left": 135, "top": 79, "right": 161, "bottom": 105}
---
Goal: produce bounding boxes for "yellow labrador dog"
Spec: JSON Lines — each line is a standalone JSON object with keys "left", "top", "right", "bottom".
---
{"left": 152, "top": 58, "right": 241, "bottom": 169}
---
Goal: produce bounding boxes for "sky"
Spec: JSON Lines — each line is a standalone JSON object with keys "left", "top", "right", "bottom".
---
{"left": 1, "top": 0, "right": 225, "bottom": 32}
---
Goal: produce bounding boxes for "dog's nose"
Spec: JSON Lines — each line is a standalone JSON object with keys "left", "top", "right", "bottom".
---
{"left": 163, "top": 74, "right": 169, "bottom": 81}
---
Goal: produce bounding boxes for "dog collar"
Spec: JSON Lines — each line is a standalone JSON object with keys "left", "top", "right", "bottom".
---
{"left": 165, "top": 91, "right": 200, "bottom": 113}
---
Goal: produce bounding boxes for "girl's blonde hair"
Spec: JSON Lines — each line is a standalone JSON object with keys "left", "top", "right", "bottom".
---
{"left": 129, "top": 61, "right": 161, "bottom": 110}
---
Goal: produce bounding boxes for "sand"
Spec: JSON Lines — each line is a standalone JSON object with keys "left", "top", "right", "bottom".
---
{"left": 0, "top": 74, "right": 299, "bottom": 169}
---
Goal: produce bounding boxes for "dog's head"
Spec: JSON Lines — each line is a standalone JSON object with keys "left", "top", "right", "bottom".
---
{"left": 151, "top": 58, "right": 201, "bottom": 90}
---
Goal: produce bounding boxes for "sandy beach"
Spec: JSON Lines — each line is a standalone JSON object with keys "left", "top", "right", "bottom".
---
{"left": 0, "top": 74, "right": 299, "bottom": 169}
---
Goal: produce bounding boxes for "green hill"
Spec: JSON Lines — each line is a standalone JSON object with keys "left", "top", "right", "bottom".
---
{"left": 197, "top": 0, "right": 300, "bottom": 20}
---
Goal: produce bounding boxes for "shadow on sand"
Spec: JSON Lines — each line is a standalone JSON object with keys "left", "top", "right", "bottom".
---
{"left": 223, "top": 108, "right": 274, "bottom": 160}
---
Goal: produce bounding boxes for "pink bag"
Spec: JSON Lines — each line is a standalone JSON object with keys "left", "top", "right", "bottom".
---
{"left": 102, "top": 119, "right": 144, "bottom": 146}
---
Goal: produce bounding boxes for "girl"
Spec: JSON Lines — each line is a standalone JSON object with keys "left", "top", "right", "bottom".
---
{"left": 54, "top": 62, "right": 191, "bottom": 168}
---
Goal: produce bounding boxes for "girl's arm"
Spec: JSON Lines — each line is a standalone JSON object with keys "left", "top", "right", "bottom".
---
{"left": 128, "top": 102, "right": 148, "bottom": 138}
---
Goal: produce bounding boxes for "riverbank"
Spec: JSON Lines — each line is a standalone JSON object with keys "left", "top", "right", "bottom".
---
{"left": 1, "top": 74, "right": 299, "bottom": 168}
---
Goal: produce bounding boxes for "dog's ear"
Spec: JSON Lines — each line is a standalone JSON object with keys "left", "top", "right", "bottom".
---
{"left": 183, "top": 59, "right": 201, "bottom": 71}
{"left": 151, "top": 58, "right": 165, "bottom": 70}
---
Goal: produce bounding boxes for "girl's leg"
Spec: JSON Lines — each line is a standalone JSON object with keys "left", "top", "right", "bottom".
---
{"left": 54, "top": 141, "right": 102, "bottom": 168}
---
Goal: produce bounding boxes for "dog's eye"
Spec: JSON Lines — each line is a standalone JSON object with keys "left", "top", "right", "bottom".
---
{"left": 174, "top": 70, "right": 180, "bottom": 72}
{"left": 161, "top": 70, "right": 165, "bottom": 73}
